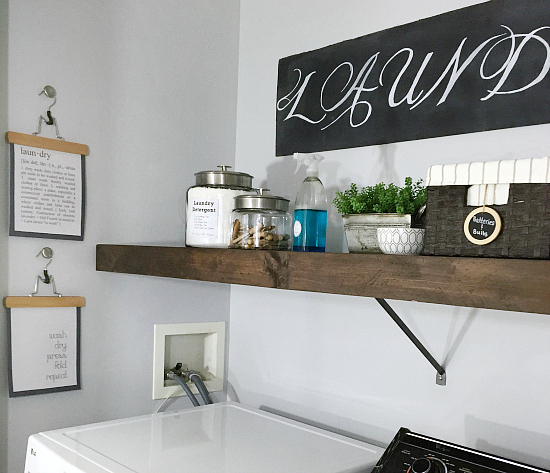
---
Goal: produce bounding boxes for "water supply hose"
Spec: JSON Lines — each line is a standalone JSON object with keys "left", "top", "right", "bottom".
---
{"left": 168, "top": 372, "right": 200, "bottom": 407}
{"left": 189, "top": 370, "right": 213, "bottom": 404}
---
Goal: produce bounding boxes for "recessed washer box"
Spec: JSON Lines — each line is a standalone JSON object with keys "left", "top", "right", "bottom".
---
{"left": 152, "top": 322, "right": 225, "bottom": 400}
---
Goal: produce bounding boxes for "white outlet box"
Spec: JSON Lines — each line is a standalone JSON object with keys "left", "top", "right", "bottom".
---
{"left": 152, "top": 322, "right": 225, "bottom": 400}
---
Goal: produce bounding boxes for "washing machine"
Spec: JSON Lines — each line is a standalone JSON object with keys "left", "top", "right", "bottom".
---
{"left": 25, "top": 401, "right": 384, "bottom": 473}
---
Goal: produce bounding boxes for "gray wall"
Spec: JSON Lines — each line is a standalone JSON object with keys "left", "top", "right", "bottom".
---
{"left": 5, "top": 1, "right": 240, "bottom": 472}
{"left": 0, "top": 0, "right": 9, "bottom": 470}
{"left": 4, "top": 1, "right": 550, "bottom": 472}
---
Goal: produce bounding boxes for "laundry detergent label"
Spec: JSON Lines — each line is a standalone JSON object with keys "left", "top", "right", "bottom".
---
{"left": 188, "top": 198, "right": 219, "bottom": 239}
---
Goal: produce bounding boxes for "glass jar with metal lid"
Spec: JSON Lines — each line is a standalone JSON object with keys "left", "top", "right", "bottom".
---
{"left": 186, "top": 166, "right": 254, "bottom": 248}
{"left": 230, "top": 189, "right": 291, "bottom": 250}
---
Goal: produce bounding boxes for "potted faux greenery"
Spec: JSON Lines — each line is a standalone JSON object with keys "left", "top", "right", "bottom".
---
{"left": 333, "top": 177, "right": 426, "bottom": 253}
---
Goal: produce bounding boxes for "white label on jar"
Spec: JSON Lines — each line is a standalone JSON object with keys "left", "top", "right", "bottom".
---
{"left": 186, "top": 187, "right": 252, "bottom": 247}
{"left": 189, "top": 198, "right": 219, "bottom": 238}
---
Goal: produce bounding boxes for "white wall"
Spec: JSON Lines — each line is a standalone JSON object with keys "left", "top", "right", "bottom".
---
{"left": 5, "top": 1, "right": 239, "bottom": 472}
{"left": 230, "top": 0, "right": 550, "bottom": 469}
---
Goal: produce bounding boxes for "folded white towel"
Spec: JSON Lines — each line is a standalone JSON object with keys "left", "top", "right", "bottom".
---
{"left": 427, "top": 157, "right": 549, "bottom": 186}
{"left": 467, "top": 184, "right": 510, "bottom": 206}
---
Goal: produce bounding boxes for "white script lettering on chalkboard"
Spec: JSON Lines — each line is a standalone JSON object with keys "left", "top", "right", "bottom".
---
{"left": 472, "top": 215, "right": 496, "bottom": 226}
{"left": 277, "top": 26, "right": 550, "bottom": 130}
{"left": 277, "top": 70, "right": 326, "bottom": 124}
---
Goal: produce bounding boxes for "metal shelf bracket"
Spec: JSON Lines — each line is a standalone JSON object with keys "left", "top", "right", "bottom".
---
{"left": 375, "top": 298, "right": 447, "bottom": 386}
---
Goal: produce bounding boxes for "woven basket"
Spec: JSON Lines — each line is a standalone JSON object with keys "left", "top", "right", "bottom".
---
{"left": 422, "top": 183, "right": 550, "bottom": 259}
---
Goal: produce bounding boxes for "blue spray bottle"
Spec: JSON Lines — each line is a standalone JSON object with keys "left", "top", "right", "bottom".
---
{"left": 293, "top": 153, "right": 327, "bottom": 252}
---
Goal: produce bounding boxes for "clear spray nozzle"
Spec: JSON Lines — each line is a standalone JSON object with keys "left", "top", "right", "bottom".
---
{"left": 294, "top": 152, "right": 324, "bottom": 177}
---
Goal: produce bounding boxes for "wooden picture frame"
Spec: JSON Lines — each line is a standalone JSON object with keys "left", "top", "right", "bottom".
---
{"left": 6, "top": 131, "right": 89, "bottom": 240}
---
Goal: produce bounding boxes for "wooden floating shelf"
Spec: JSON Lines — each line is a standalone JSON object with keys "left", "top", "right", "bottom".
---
{"left": 96, "top": 245, "right": 550, "bottom": 315}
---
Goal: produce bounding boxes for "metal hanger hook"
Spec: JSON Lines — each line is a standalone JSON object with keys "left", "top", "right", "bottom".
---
{"left": 34, "top": 85, "right": 63, "bottom": 139}
{"left": 39, "top": 85, "right": 57, "bottom": 111}
{"left": 37, "top": 247, "right": 53, "bottom": 270}
{"left": 31, "top": 247, "right": 61, "bottom": 296}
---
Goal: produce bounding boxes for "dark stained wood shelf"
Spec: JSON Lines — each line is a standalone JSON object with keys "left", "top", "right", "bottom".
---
{"left": 96, "top": 244, "right": 550, "bottom": 315}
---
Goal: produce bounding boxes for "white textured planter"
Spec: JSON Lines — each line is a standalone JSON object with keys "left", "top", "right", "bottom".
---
{"left": 377, "top": 228, "right": 425, "bottom": 255}
{"left": 342, "top": 213, "right": 411, "bottom": 253}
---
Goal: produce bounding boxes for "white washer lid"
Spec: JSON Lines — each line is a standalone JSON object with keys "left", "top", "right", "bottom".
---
{"left": 40, "top": 402, "right": 383, "bottom": 473}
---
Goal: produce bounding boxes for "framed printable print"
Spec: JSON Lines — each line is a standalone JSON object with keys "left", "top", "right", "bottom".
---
{"left": 6, "top": 132, "right": 89, "bottom": 240}
{"left": 5, "top": 296, "right": 84, "bottom": 397}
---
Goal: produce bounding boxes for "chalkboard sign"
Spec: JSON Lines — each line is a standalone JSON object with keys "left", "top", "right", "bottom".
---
{"left": 276, "top": 0, "right": 550, "bottom": 156}
{"left": 463, "top": 207, "right": 502, "bottom": 245}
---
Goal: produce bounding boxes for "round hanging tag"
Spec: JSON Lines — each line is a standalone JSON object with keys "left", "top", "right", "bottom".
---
{"left": 463, "top": 207, "right": 502, "bottom": 245}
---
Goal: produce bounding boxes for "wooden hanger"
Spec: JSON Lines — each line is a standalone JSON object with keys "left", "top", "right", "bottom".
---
{"left": 4, "top": 296, "right": 85, "bottom": 308}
